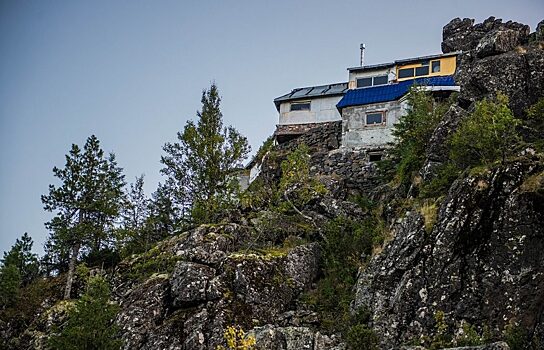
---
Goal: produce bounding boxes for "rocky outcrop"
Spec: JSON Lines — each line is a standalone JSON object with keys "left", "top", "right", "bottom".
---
{"left": 440, "top": 17, "right": 544, "bottom": 116}
{"left": 455, "top": 44, "right": 544, "bottom": 117}
{"left": 353, "top": 158, "right": 544, "bottom": 348}
{"left": 110, "top": 223, "right": 331, "bottom": 350}
{"left": 442, "top": 17, "right": 530, "bottom": 55}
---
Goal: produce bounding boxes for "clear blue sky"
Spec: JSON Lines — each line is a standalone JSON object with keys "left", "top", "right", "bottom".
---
{"left": 1, "top": 0, "right": 542, "bottom": 255}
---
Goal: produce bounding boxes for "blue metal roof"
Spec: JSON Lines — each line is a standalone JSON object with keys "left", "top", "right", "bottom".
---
{"left": 336, "top": 76, "right": 456, "bottom": 110}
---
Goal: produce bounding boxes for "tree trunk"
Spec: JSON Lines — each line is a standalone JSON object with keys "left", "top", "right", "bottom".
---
{"left": 64, "top": 241, "right": 80, "bottom": 300}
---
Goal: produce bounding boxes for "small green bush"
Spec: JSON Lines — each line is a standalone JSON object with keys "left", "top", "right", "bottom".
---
{"left": 504, "top": 323, "right": 541, "bottom": 350}
{"left": 450, "top": 93, "right": 521, "bottom": 168}
{"left": 420, "top": 162, "right": 460, "bottom": 199}
{"left": 346, "top": 324, "right": 379, "bottom": 350}
{"left": 279, "top": 143, "right": 327, "bottom": 210}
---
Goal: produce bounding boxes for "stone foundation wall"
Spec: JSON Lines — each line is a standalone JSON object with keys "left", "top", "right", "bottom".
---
{"left": 276, "top": 121, "right": 342, "bottom": 152}
{"left": 262, "top": 121, "right": 386, "bottom": 197}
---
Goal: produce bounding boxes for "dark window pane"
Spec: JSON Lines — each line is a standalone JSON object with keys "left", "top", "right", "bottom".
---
{"left": 369, "top": 153, "right": 382, "bottom": 162}
{"left": 357, "top": 77, "right": 372, "bottom": 88}
{"left": 366, "top": 113, "right": 383, "bottom": 125}
{"left": 290, "top": 102, "right": 310, "bottom": 111}
{"left": 373, "top": 75, "right": 388, "bottom": 85}
{"left": 432, "top": 60, "right": 441, "bottom": 73}
{"left": 415, "top": 66, "right": 429, "bottom": 76}
{"left": 420, "top": 60, "right": 430, "bottom": 66}
{"left": 398, "top": 68, "right": 414, "bottom": 79}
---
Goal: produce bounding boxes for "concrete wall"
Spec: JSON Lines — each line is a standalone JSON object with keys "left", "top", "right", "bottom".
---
{"left": 278, "top": 95, "right": 343, "bottom": 125}
{"left": 341, "top": 99, "right": 408, "bottom": 149}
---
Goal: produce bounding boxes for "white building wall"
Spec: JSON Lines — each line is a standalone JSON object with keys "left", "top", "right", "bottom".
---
{"left": 278, "top": 95, "right": 343, "bottom": 125}
{"left": 341, "top": 100, "right": 408, "bottom": 149}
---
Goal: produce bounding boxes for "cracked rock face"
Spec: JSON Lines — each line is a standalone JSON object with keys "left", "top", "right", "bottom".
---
{"left": 109, "top": 223, "right": 328, "bottom": 349}
{"left": 442, "top": 16, "right": 530, "bottom": 54}
{"left": 354, "top": 160, "right": 544, "bottom": 348}
{"left": 170, "top": 261, "right": 220, "bottom": 307}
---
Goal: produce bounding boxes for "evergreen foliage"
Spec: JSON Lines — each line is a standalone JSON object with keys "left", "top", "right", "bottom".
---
{"left": 304, "top": 215, "right": 381, "bottom": 350}
{"left": 0, "top": 264, "right": 21, "bottom": 308}
{"left": 48, "top": 275, "right": 122, "bottom": 350}
{"left": 161, "top": 84, "right": 250, "bottom": 225}
{"left": 279, "top": 143, "right": 326, "bottom": 210}
{"left": 0, "top": 233, "right": 39, "bottom": 308}
{"left": 390, "top": 88, "right": 453, "bottom": 188}
{"left": 42, "top": 135, "right": 125, "bottom": 299}
{"left": 450, "top": 93, "right": 521, "bottom": 168}
{"left": 117, "top": 175, "right": 153, "bottom": 256}
{"left": 1, "top": 232, "right": 39, "bottom": 284}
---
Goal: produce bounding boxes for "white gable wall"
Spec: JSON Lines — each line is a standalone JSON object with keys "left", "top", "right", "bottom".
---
{"left": 278, "top": 95, "right": 343, "bottom": 125}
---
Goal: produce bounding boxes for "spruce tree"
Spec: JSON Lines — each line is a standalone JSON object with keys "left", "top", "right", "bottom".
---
{"left": 42, "top": 135, "right": 125, "bottom": 299}
{"left": 160, "top": 84, "right": 250, "bottom": 225}
{"left": 48, "top": 275, "right": 122, "bottom": 350}
{"left": 118, "top": 175, "right": 151, "bottom": 255}
{"left": 1, "top": 232, "right": 39, "bottom": 284}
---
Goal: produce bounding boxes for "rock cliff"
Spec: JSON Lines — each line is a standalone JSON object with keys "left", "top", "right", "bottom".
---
{"left": 3, "top": 17, "right": 544, "bottom": 350}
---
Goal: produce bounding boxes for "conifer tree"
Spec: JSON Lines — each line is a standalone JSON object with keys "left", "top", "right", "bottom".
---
{"left": 161, "top": 84, "right": 250, "bottom": 225}
{"left": 42, "top": 135, "right": 125, "bottom": 299}
{"left": 1, "top": 232, "right": 39, "bottom": 284}
{"left": 48, "top": 275, "right": 122, "bottom": 350}
{"left": 117, "top": 175, "right": 152, "bottom": 255}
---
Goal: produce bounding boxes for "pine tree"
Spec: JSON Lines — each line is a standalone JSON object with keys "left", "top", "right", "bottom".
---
{"left": 160, "top": 84, "right": 250, "bottom": 225}
{"left": 0, "top": 264, "right": 21, "bottom": 308}
{"left": 48, "top": 275, "right": 122, "bottom": 350}
{"left": 1, "top": 232, "right": 39, "bottom": 284}
{"left": 42, "top": 135, "right": 125, "bottom": 299}
{"left": 117, "top": 175, "right": 151, "bottom": 255}
{"left": 147, "top": 182, "right": 179, "bottom": 241}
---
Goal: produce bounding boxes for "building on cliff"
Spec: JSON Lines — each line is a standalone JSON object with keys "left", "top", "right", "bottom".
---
{"left": 273, "top": 82, "right": 348, "bottom": 144}
{"left": 273, "top": 51, "right": 461, "bottom": 153}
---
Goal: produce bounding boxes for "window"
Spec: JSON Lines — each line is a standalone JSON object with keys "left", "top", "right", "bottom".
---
{"left": 415, "top": 66, "right": 429, "bottom": 77}
{"left": 373, "top": 75, "right": 388, "bottom": 85}
{"left": 290, "top": 102, "right": 310, "bottom": 111}
{"left": 357, "top": 77, "right": 372, "bottom": 88}
{"left": 357, "top": 75, "right": 388, "bottom": 88}
{"left": 368, "top": 153, "right": 383, "bottom": 162}
{"left": 398, "top": 68, "right": 414, "bottom": 79}
{"left": 432, "top": 60, "right": 441, "bottom": 73}
{"left": 366, "top": 112, "right": 385, "bottom": 125}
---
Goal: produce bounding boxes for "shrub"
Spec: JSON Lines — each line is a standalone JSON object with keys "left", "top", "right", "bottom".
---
{"left": 279, "top": 143, "right": 327, "bottom": 211}
{"left": 419, "top": 162, "right": 460, "bottom": 199}
{"left": 345, "top": 308, "right": 379, "bottom": 350}
{"left": 456, "top": 322, "right": 485, "bottom": 347}
{"left": 450, "top": 93, "right": 521, "bottom": 168}
{"left": 504, "top": 323, "right": 541, "bottom": 350}
{"left": 430, "top": 310, "right": 452, "bottom": 350}
{"left": 216, "top": 325, "right": 256, "bottom": 350}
